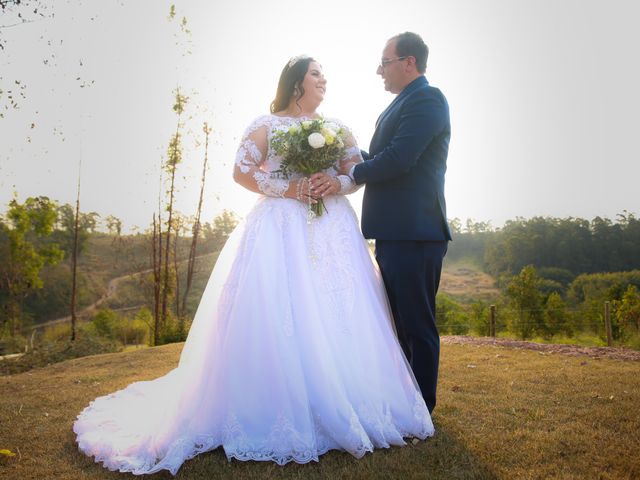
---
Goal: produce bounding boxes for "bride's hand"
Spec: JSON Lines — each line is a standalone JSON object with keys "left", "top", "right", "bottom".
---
{"left": 289, "top": 178, "right": 317, "bottom": 204}
{"left": 309, "top": 173, "right": 340, "bottom": 197}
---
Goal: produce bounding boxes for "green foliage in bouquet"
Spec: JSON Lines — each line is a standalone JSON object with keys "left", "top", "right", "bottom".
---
{"left": 270, "top": 118, "right": 347, "bottom": 178}
{"left": 270, "top": 118, "right": 349, "bottom": 217}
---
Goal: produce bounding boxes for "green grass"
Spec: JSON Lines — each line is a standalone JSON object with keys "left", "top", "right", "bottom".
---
{"left": 530, "top": 332, "right": 608, "bottom": 348}
{"left": 1, "top": 342, "right": 639, "bottom": 479}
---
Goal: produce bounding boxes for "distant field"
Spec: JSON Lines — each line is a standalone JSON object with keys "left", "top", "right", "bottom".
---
{"left": 1, "top": 340, "right": 638, "bottom": 479}
{"left": 440, "top": 261, "right": 500, "bottom": 303}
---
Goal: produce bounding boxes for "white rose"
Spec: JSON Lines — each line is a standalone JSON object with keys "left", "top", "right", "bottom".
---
{"left": 308, "top": 132, "right": 326, "bottom": 149}
{"left": 325, "top": 122, "right": 339, "bottom": 132}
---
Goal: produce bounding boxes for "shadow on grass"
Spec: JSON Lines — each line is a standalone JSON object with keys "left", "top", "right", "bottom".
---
{"left": 66, "top": 420, "right": 496, "bottom": 480}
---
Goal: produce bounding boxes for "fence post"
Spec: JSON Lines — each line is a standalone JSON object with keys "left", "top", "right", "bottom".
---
{"left": 490, "top": 305, "right": 496, "bottom": 338}
{"left": 604, "top": 301, "right": 613, "bottom": 347}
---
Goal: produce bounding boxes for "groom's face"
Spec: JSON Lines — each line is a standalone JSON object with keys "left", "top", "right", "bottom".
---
{"left": 378, "top": 39, "right": 404, "bottom": 94}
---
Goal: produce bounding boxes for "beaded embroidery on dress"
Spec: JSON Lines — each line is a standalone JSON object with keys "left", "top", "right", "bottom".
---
{"left": 73, "top": 115, "right": 434, "bottom": 475}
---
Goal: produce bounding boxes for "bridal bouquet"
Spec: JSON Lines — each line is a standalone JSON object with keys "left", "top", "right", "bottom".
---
{"left": 271, "top": 117, "right": 347, "bottom": 217}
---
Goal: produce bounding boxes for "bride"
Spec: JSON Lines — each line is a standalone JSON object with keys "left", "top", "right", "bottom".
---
{"left": 73, "top": 55, "right": 434, "bottom": 475}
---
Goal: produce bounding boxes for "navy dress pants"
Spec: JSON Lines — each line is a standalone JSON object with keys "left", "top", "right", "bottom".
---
{"left": 375, "top": 240, "right": 448, "bottom": 414}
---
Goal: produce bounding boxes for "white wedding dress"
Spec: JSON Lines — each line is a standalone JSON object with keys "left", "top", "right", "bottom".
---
{"left": 73, "top": 115, "right": 434, "bottom": 475}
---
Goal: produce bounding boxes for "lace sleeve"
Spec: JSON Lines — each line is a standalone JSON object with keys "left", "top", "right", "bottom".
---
{"left": 233, "top": 117, "right": 290, "bottom": 198}
{"left": 333, "top": 120, "right": 363, "bottom": 195}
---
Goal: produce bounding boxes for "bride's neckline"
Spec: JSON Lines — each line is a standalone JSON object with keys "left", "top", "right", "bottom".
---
{"left": 272, "top": 112, "right": 321, "bottom": 120}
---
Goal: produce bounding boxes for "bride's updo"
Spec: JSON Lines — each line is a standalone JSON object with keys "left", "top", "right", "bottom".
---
{"left": 270, "top": 55, "right": 316, "bottom": 113}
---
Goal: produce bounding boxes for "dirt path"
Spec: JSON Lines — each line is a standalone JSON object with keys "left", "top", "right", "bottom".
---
{"left": 30, "top": 251, "right": 219, "bottom": 332}
{"left": 442, "top": 335, "right": 640, "bottom": 361}
{"left": 29, "top": 271, "right": 148, "bottom": 331}
{"left": 0, "top": 252, "right": 219, "bottom": 361}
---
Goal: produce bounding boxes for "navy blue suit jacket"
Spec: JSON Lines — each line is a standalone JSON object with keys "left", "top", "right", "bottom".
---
{"left": 354, "top": 76, "right": 452, "bottom": 242}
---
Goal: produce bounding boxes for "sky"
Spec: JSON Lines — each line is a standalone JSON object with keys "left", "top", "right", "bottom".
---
{"left": 1, "top": 0, "right": 639, "bottom": 233}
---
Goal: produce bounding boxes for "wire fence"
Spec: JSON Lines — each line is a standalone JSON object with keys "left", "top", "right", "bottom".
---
{"left": 436, "top": 301, "right": 624, "bottom": 346}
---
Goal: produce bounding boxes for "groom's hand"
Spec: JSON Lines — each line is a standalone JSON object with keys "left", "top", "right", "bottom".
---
{"left": 340, "top": 161, "right": 357, "bottom": 175}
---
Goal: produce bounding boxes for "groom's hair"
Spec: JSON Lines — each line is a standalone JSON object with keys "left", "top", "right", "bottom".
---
{"left": 391, "top": 32, "right": 429, "bottom": 74}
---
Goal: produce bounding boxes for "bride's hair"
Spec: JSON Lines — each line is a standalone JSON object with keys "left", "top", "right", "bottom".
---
{"left": 270, "top": 56, "right": 315, "bottom": 114}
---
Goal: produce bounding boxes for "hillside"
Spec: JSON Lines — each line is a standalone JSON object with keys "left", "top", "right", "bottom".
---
{"left": 1, "top": 340, "right": 638, "bottom": 479}
{"left": 35, "top": 252, "right": 496, "bottom": 332}
{"left": 20, "top": 232, "right": 225, "bottom": 327}
{"left": 439, "top": 261, "right": 500, "bottom": 303}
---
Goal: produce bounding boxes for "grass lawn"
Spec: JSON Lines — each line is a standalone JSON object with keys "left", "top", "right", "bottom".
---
{"left": 1, "top": 341, "right": 638, "bottom": 479}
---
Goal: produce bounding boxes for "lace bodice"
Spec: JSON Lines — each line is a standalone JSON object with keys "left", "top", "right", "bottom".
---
{"left": 234, "top": 115, "right": 362, "bottom": 198}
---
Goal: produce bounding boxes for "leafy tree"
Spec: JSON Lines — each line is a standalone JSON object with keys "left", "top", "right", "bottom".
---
{"left": 505, "top": 265, "right": 544, "bottom": 339}
{"left": 448, "top": 217, "right": 462, "bottom": 235}
{"left": 202, "top": 210, "right": 239, "bottom": 250}
{"left": 133, "top": 306, "right": 153, "bottom": 345}
{"left": 614, "top": 285, "right": 640, "bottom": 341}
{"left": 90, "top": 309, "right": 118, "bottom": 339}
{"left": 436, "top": 294, "right": 469, "bottom": 335}
{"left": 469, "top": 300, "right": 490, "bottom": 336}
{"left": 159, "top": 88, "right": 188, "bottom": 337}
{"left": 544, "top": 292, "right": 571, "bottom": 338}
{"left": 484, "top": 215, "right": 640, "bottom": 278}
{"left": 0, "top": 196, "right": 63, "bottom": 335}
{"left": 446, "top": 218, "right": 495, "bottom": 265}
{"left": 538, "top": 267, "right": 575, "bottom": 289}
{"left": 105, "top": 215, "right": 123, "bottom": 236}
{"left": 112, "top": 310, "right": 149, "bottom": 346}
{"left": 53, "top": 203, "right": 99, "bottom": 255}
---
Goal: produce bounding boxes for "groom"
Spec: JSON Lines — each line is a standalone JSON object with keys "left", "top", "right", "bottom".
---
{"left": 350, "top": 32, "right": 451, "bottom": 413}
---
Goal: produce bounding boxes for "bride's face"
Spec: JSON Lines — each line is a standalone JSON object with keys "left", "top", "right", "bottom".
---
{"left": 299, "top": 61, "right": 326, "bottom": 107}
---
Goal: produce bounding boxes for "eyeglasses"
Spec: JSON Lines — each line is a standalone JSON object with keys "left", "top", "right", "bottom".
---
{"left": 378, "top": 56, "right": 408, "bottom": 69}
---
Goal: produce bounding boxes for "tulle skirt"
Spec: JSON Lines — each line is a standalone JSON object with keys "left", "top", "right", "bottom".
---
{"left": 73, "top": 195, "right": 433, "bottom": 475}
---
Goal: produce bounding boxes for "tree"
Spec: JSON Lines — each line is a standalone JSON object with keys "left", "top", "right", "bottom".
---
{"left": 181, "top": 122, "right": 212, "bottom": 327}
{"left": 469, "top": 300, "right": 490, "bottom": 336}
{"left": 0, "top": 1, "right": 50, "bottom": 117}
{"left": 0, "top": 2, "right": 53, "bottom": 50}
{"left": 203, "top": 210, "right": 239, "bottom": 250}
{"left": 90, "top": 309, "right": 118, "bottom": 339}
{"left": 0, "top": 196, "right": 63, "bottom": 335}
{"left": 151, "top": 212, "right": 162, "bottom": 345}
{"left": 105, "top": 214, "right": 128, "bottom": 268}
{"left": 436, "top": 294, "right": 469, "bottom": 335}
{"left": 54, "top": 203, "right": 99, "bottom": 256}
{"left": 69, "top": 161, "right": 82, "bottom": 341}
{"left": 505, "top": 265, "right": 544, "bottom": 339}
{"left": 485, "top": 215, "right": 640, "bottom": 278}
{"left": 172, "top": 212, "right": 187, "bottom": 329}
{"left": 544, "top": 292, "right": 570, "bottom": 338}
{"left": 133, "top": 306, "right": 153, "bottom": 346}
{"left": 160, "top": 88, "right": 188, "bottom": 331}
{"left": 105, "top": 215, "right": 123, "bottom": 236}
{"left": 448, "top": 217, "right": 462, "bottom": 234}
{"left": 614, "top": 285, "right": 640, "bottom": 340}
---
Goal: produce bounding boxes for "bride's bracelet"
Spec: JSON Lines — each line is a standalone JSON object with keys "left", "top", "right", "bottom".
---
{"left": 295, "top": 178, "right": 307, "bottom": 201}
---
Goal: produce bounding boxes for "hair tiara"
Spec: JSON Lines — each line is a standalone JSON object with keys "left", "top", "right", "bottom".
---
{"left": 287, "top": 55, "right": 309, "bottom": 69}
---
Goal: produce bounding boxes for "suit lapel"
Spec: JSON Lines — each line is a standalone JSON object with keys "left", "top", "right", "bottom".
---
{"left": 374, "top": 76, "right": 429, "bottom": 128}
{"left": 375, "top": 95, "right": 401, "bottom": 128}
